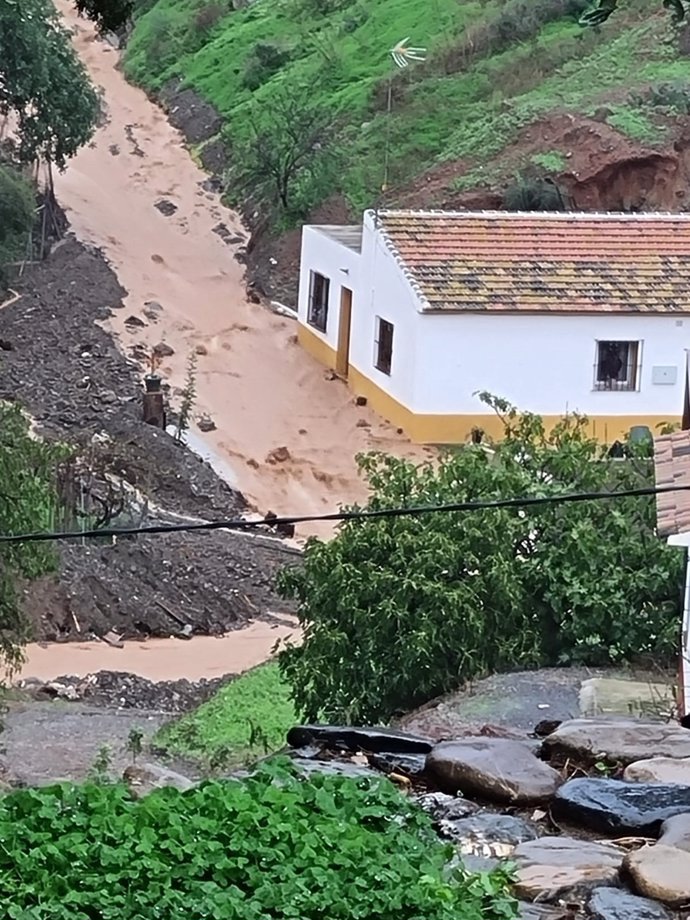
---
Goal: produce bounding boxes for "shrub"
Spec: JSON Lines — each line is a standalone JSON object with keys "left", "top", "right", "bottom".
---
{"left": 0, "top": 762, "right": 519, "bottom": 919}
{"left": 279, "top": 397, "right": 683, "bottom": 724}
{"left": 503, "top": 177, "right": 569, "bottom": 211}
{"left": 0, "top": 165, "right": 35, "bottom": 283}
{"left": 242, "top": 41, "right": 291, "bottom": 91}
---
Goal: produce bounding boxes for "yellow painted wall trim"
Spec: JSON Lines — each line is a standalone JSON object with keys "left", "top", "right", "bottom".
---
{"left": 298, "top": 323, "right": 337, "bottom": 370}
{"left": 299, "top": 323, "right": 680, "bottom": 445}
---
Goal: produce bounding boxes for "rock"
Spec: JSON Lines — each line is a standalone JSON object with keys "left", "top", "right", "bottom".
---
{"left": 197, "top": 414, "right": 217, "bottom": 433}
{"left": 265, "top": 446, "right": 291, "bottom": 464}
{"left": 442, "top": 811, "right": 540, "bottom": 856}
{"left": 543, "top": 719, "right": 690, "bottom": 766}
{"left": 0, "top": 339, "right": 14, "bottom": 351}
{"left": 124, "top": 315, "right": 146, "bottom": 328}
{"left": 123, "top": 762, "right": 194, "bottom": 797}
{"left": 289, "top": 758, "right": 378, "bottom": 780}
{"left": 512, "top": 836, "right": 624, "bottom": 902}
{"left": 588, "top": 885, "right": 673, "bottom": 920}
{"left": 658, "top": 813, "right": 690, "bottom": 852}
{"left": 286, "top": 725, "right": 433, "bottom": 755}
{"left": 518, "top": 904, "right": 574, "bottom": 920}
{"left": 356, "top": 419, "right": 371, "bottom": 428}
{"left": 152, "top": 341, "right": 175, "bottom": 358}
{"left": 426, "top": 738, "right": 562, "bottom": 803}
{"left": 194, "top": 343, "right": 208, "bottom": 356}
{"left": 624, "top": 844, "right": 690, "bottom": 907}
{"left": 154, "top": 199, "right": 178, "bottom": 217}
{"left": 369, "top": 751, "right": 427, "bottom": 776}
{"left": 625, "top": 757, "right": 690, "bottom": 785}
{"left": 355, "top": 395, "right": 367, "bottom": 406}
{"left": 144, "top": 300, "right": 163, "bottom": 313}
{"left": 414, "top": 791, "right": 480, "bottom": 822}
{"left": 99, "top": 390, "right": 118, "bottom": 404}
{"left": 552, "top": 777, "right": 690, "bottom": 836}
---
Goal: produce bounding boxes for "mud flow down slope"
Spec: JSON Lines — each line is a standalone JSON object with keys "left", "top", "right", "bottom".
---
{"left": 53, "top": 1, "right": 427, "bottom": 538}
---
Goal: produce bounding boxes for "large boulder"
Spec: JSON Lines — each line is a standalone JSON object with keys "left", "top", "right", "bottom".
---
{"left": 512, "top": 836, "right": 624, "bottom": 902}
{"left": 543, "top": 719, "right": 690, "bottom": 766}
{"left": 624, "top": 757, "right": 690, "bottom": 785}
{"left": 624, "top": 844, "right": 690, "bottom": 908}
{"left": 588, "top": 885, "right": 672, "bottom": 920}
{"left": 658, "top": 813, "right": 690, "bottom": 852}
{"left": 552, "top": 777, "right": 690, "bottom": 836}
{"left": 426, "top": 738, "right": 561, "bottom": 803}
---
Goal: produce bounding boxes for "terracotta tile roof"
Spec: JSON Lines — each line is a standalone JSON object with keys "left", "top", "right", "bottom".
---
{"left": 654, "top": 430, "right": 690, "bottom": 537}
{"left": 375, "top": 210, "right": 690, "bottom": 313}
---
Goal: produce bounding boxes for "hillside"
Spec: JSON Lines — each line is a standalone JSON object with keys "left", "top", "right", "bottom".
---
{"left": 122, "top": 0, "right": 690, "bottom": 300}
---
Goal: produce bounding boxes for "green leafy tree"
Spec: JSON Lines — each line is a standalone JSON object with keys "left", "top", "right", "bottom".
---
{"left": 580, "top": 0, "right": 688, "bottom": 26}
{"left": 74, "top": 0, "right": 134, "bottom": 33}
{"left": 279, "top": 395, "right": 683, "bottom": 724}
{"left": 0, "top": 0, "right": 100, "bottom": 168}
{"left": 0, "top": 404, "right": 70, "bottom": 674}
{"left": 232, "top": 84, "right": 340, "bottom": 219}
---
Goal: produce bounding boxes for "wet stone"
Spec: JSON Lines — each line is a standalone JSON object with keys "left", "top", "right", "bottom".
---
{"left": 512, "top": 836, "right": 624, "bottom": 902}
{"left": 426, "top": 738, "right": 562, "bottom": 803}
{"left": 154, "top": 199, "right": 178, "bottom": 217}
{"left": 552, "top": 777, "right": 690, "bottom": 836}
{"left": 624, "top": 757, "right": 690, "bottom": 785}
{"left": 369, "top": 751, "right": 427, "bottom": 777}
{"left": 588, "top": 885, "right": 673, "bottom": 920}
{"left": 442, "top": 811, "right": 540, "bottom": 857}
{"left": 286, "top": 725, "right": 433, "bottom": 755}
{"left": 289, "top": 758, "right": 378, "bottom": 780}
{"left": 518, "top": 904, "right": 578, "bottom": 920}
{"left": 624, "top": 844, "right": 690, "bottom": 908}
{"left": 543, "top": 718, "right": 690, "bottom": 766}
{"left": 413, "top": 791, "right": 479, "bottom": 822}
{"left": 658, "top": 813, "right": 690, "bottom": 852}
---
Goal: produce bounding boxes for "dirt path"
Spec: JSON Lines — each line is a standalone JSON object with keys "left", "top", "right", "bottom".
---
{"left": 53, "top": 1, "right": 426, "bottom": 539}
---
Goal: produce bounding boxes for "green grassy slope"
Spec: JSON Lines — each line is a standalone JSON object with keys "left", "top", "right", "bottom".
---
{"left": 124, "top": 0, "right": 688, "bottom": 214}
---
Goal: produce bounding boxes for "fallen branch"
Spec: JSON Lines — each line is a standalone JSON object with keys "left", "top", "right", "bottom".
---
{"left": 0, "top": 290, "right": 21, "bottom": 311}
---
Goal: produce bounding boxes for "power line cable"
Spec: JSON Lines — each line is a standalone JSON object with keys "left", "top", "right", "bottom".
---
{"left": 0, "top": 483, "right": 686, "bottom": 546}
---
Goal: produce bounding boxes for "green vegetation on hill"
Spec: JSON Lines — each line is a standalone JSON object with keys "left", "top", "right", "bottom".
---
{"left": 124, "top": 0, "right": 689, "bottom": 220}
{"left": 154, "top": 661, "right": 296, "bottom": 767}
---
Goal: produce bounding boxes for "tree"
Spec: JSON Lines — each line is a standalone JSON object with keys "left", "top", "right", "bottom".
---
{"left": 233, "top": 84, "right": 340, "bottom": 218}
{"left": 73, "top": 0, "right": 134, "bottom": 33}
{"left": 278, "top": 395, "right": 683, "bottom": 724}
{"left": 0, "top": 404, "right": 69, "bottom": 674}
{"left": 0, "top": 0, "right": 100, "bottom": 168}
{"left": 580, "top": 0, "right": 688, "bottom": 25}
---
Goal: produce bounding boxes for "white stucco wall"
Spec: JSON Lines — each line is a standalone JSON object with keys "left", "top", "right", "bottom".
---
{"left": 297, "top": 226, "right": 361, "bottom": 352}
{"left": 347, "top": 216, "right": 420, "bottom": 408}
{"left": 414, "top": 311, "right": 688, "bottom": 420}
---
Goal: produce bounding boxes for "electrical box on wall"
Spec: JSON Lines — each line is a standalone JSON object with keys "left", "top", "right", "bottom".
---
{"left": 652, "top": 366, "right": 678, "bottom": 385}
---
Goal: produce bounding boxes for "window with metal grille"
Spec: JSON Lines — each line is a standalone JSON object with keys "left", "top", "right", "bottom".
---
{"left": 375, "top": 317, "right": 394, "bottom": 375}
{"left": 594, "top": 340, "right": 640, "bottom": 391}
{"left": 307, "top": 271, "right": 330, "bottom": 333}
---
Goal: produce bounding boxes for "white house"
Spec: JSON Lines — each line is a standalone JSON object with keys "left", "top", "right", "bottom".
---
{"left": 297, "top": 209, "right": 690, "bottom": 444}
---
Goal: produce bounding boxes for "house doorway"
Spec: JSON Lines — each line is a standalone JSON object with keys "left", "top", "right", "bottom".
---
{"left": 336, "top": 287, "right": 353, "bottom": 377}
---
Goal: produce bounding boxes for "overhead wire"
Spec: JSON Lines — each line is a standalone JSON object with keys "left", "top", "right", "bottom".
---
{"left": 0, "top": 483, "right": 686, "bottom": 546}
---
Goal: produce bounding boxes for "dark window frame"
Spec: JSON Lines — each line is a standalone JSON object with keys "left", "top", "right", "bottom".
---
{"left": 594, "top": 340, "right": 641, "bottom": 392}
{"left": 307, "top": 271, "right": 330, "bottom": 333}
{"left": 375, "top": 317, "right": 394, "bottom": 375}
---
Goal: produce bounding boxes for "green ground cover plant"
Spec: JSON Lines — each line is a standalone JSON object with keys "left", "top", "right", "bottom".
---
{"left": 153, "top": 661, "right": 296, "bottom": 767}
{"left": 0, "top": 760, "right": 518, "bottom": 920}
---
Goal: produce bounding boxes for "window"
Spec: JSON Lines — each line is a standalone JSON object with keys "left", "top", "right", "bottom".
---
{"left": 307, "top": 271, "right": 330, "bottom": 333}
{"left": 594, "top": 340, "right": 640, "bottom": 391}
{"left": 375, "top": 318, "right": 394, "bottom": 375}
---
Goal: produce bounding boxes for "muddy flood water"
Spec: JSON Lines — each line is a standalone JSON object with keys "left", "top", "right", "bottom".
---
{"left": 16, "top": 620, "right": 299, "bottom": 683}
{"left": 53, "top": 1, "right": 427, "bottom": 541}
